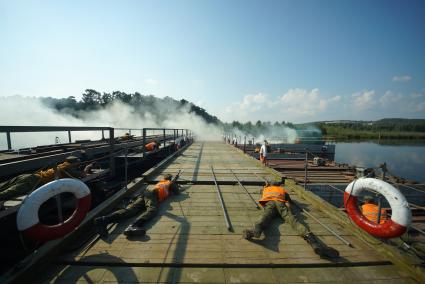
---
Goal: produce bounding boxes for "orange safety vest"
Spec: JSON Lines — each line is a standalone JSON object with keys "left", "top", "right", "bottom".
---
{"left": 258, "top": 185, "right": 287, "bottom": 206}
{"left": 361, "top": 203, "right": 388, "bottom": 224}
{"left": 35, "top": 161, "right": 74, "bottom": 184}
{"left": 155, "top": 180, "right": 172, "bottom": 202}
{"left": 145, "top": 142, "right": 157, "bottom": 151}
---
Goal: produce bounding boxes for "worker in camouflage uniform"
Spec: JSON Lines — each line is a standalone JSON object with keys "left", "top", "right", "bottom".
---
{"left": 243, "top": 178, "right": 339, "bottom": 258}
{"left": 0, "top": 156, "right": 84, "bottom": 202}
{"left": 94, "top": 173, "right": 179, "bottom": 237}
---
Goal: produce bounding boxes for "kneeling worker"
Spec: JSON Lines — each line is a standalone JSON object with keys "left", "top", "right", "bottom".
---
{"left": 94, "top": 173, "right": 180, "bottom": 237}
{"left": 243, "top": 179, "right": 339, "bottom": 258}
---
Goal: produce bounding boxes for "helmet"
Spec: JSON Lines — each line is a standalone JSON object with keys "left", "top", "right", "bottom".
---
{"left": 163, "top": 174, "right": 173, "bottom": 181}
{"left": 363, "top": 195, "right": 374, "bottom": 202}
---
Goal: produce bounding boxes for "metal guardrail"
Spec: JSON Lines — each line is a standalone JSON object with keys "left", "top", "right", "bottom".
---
{"left": 0, "top": 126, "right": 112, "bottom": 150}
{"left": 0, "top": 126, "right": 192, "bottom": 178}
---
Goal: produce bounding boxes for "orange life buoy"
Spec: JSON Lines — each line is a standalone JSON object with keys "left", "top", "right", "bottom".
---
{"left": 344, "top": 178, "right": 411, "bottom": 238}
{"left": 17, "top": 178, "right": 91, "bottom": 242}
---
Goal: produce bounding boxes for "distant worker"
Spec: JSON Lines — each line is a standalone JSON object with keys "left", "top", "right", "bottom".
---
{"left": 259, "top": 140, "right": 268, "bottom": 166}
{"left": 121, "top": 132, "right": 134, "bottom": 141}
{"left": 361, "top": 195, "right": 388, "bottom": 224}
{"left": 145, "top": 141, "right": 159, "bottom": 152}
{"left": 94, "top": 173, "right": 180, "bottom": 237}
{"left": 254, "top": 143, "right": 261, "bottom": 153}
{"left": 243, "top": 179, "right": 339, "bottom": 258}
{"left": 0, "top": 156, "right": 89, "bottom": 201}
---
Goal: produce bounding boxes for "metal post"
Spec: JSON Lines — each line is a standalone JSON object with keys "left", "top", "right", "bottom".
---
{"left": 377, "top": 195, "right": 382, "bottom": 224}
{"left": 124, "top": 144, "right": 128, "bottom": 190}
{"left": 68, "top": 131, "right": 72, "bottom": 143}
{"left": 109, "top": 128, "right": 115, "bottom": 177}
{"left": 230, "top": 169, "right": 260, "bottom": 209}
{"left": 304, "top": 150, "right": 308, "bottom": 189}
{"left": 211, "top": 166, "right": 232, "bottom": 231}
{"left": 173, "top": 129, "right": 176, "bottom": 141}
{"left": 163, "top": 129, "right": 166, "bottom": 149}
{"left": 6, "top": 132, "right": 12, "bottom": 150}
{"left": 243, "top": 136, "right": 246, "bottom": 153}
{"left": 381, "top": 162, "right": 387, "bottom": 181}
{"left": 102, "top": 130, "right": 105, "bottom": 140}
{"left": 142, "top": 128, "right": 146, "bottom": 158}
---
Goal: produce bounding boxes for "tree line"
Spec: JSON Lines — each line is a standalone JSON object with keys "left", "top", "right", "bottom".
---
{"left": 316, "top": 119, "right": 425, "bottom": 136}
{"left": 41, "top": 90, "right": 425, "bottom": 139}
{"left": 42, "top": 89, "right": 220, "bottom": 124}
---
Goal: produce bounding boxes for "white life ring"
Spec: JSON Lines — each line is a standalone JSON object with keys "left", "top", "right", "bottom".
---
{"left": 344, "top": 178, "right": 411, "bottom": 238}
{"left": 17, "top": 178, "right": 91, "bottom": 242}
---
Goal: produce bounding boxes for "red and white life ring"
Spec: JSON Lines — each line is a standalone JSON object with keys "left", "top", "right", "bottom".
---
{"left": 344, "top": 178, "right": 411, "bottom": 238}
{"left": 17, "top": 178, "right": 91, "bottom": 242}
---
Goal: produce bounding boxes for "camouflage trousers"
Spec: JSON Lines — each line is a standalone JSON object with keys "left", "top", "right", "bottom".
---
{"left": 255, "top": 200, "right": 309, "bottom": 237}
{"left": 0, "top": 174, "right": 41, "bottom": 201}
{"left": 106, "top": 190, "right": 158, "bottom": 226}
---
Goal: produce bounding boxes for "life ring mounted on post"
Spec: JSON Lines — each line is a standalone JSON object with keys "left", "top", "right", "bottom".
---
{"left": 17, "top": 178, "right": 91, "bottom": 242}
{"left": 344, "top": 178, "right": 411, "bottom": 239}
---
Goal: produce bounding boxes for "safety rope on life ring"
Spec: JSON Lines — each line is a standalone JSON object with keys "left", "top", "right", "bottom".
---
{"left": 17, "top": 178, "right": 91, "bottom": 242}
{"left": 344, "top": 178, "right": 411, "bottom": 238}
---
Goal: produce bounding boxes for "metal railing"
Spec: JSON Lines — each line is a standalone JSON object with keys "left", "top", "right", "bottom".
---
{"left": 0, "top": 126, "right": 192, "bottom": 178}
{"left": 0, "top": 126, "right": 112, "bottom": 150}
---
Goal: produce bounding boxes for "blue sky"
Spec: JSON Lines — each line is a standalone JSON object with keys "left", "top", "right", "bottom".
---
{"left": 1, "top": 0, "right": 424, "bottom": 123}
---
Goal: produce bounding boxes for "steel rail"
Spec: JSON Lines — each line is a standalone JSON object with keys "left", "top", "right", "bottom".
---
{"left": 294, "top": 202, "right": 353, "bottom": 247}
{"left": 229, "top": 169, "right": 261, "bottom": 209}
{"left": 210, "top": 165, "right": 232, "bottom": 231}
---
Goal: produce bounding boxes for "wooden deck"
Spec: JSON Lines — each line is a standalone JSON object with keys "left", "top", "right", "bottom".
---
{"left": 39, "top": 142, "right": 418, "bottom": 283}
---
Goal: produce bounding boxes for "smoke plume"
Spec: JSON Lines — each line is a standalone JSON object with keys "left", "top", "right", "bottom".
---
{"left": 0, "top": 95, "right": 222, "bottom": 150}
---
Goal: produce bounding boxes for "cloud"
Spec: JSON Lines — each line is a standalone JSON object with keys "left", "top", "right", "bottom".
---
{"left": 144, "top": 78, "right": 159, "bottom": 85}
{"left": 412, "top": 101, "right": 425, "bottom": 112}
{"left": 351, "top": 90, "right": 376, "bottom": 110}
{"left": 411, "top": 90, "right": 424, "bottom": 98}
{"left": 392, "top": 75, "right": 411, "bottom": 82}
{"left": 380, "top": 91, "right": 403, "bottom": 106}
{"left": 279, "top": 88, "right": 328, "bottom": 115}
{"left": 239, "top": 93, "right": 269, "bottom": 111}
{"left": 220, "top": 88, "right": 341, "bottom": 122}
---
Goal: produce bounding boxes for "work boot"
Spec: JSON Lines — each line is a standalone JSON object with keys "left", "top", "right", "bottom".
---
{"left": 304, "top": 233, "right": 339, "bottom": 258}
{"left": 253, "top": 224, "right": 262, "bottom": 238}
{"left": 94, "top": 216, "right": 109, "bottom": 238}
{"left": 124, "top": 225, "right": 146, "bottom": 237}
{"left": 243, "top": 229, "right": 254, "bottom": 240}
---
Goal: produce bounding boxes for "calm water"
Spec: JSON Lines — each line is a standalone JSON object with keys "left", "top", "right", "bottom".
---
{"left": 334, "top": 141, "right": 425, "bottom": 183}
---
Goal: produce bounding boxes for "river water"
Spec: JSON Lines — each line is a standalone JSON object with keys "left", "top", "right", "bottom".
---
{"left": 334, "top": 141, "right": 425, "bottom": 183}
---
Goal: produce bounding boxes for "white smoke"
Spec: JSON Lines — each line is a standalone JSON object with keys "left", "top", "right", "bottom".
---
{"left": 226, "top": 124, "right": 322, "bottom": 145}
{"left": 0, "top": 95, "right": 222, "bottom": 150}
